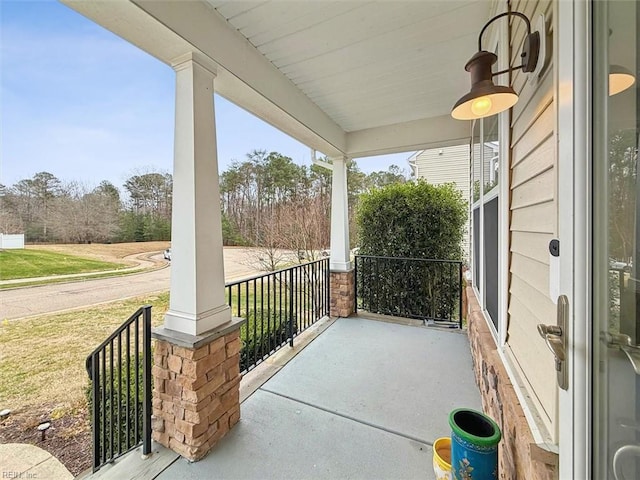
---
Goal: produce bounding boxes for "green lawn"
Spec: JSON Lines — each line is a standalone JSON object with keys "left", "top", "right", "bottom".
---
{"left": 0, "top": 292, "right": 169, "bottom": 411}
{"left": 0, "top": 278, "right": 322, "bottom": 410}
{"left": 0, "top": 249, "right": 126, "bottom": 280}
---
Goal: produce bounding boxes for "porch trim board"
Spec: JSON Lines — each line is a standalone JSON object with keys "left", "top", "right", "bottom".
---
{"left": 329, "top": 156, "right": 351, "bottom": 272}
{"left": 556, "top": 0, "right": 590, "bottom": 478}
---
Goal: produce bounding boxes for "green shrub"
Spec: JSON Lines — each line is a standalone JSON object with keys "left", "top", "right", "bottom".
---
{"left": 357, "top": 180, "right": 467, "bottom": 259}
{"left": 240, "top": 308, "right": 297, "bottom": 372}
{"left": 356, "top": 181, "right": 467, "bottom": 320}
{"left": 85, "top": 356, "right": 151, "bottom": 460}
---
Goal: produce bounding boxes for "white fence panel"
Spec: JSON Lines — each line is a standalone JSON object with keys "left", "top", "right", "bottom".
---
{"left": 0, "top": 234, "right": 25, "bottom": 249}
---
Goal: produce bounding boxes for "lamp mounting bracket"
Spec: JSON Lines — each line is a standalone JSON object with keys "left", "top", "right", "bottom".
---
{"left": 478, "top": 11, "right": 540, "bottom": 74}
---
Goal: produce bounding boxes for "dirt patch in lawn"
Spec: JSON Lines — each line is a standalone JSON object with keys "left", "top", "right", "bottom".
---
{"left": 0, "top": 402, "right": 92, "bottom": 477}
{"left": 28, "top": 241, "right": 170, "bottom": 264}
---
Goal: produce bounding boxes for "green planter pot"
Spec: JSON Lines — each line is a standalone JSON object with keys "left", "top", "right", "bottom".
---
{"left": 448, "top": 408, "right": 501, "bottom": 480}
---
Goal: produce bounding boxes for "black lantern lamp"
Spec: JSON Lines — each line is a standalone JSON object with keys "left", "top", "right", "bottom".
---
{"left": 451, "top": 11, "right": 540, "bottom": 120}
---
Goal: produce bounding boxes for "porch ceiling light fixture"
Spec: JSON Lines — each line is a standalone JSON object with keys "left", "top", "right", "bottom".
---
{"left": 609, "top": 65, "right": 635, "bottom": 96}
{"left": 451, "top": 11, "right": 541, "bottom": 120}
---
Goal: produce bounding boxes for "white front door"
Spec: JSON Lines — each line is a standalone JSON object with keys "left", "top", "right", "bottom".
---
{"left": 559, "top": 1, "right": 640, "bottom": 478}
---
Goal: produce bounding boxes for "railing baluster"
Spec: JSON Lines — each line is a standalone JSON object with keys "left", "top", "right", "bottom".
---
{"left": 117, "top": 333, "right": 122, "bottom": 455}
{"left": 252, "top": 279, "right": 264, "bottom": 358}
{"left": 298, "top": 265, "right": 303, "bottom": 331}
{"left": 312, "top": 262, "right": 317, "bottom": 325}
{"left": 307, "top": 263, "right": 311, "bottom": 328}
{"left": 305, "top": 265, "right": 314, "bottom": 328}
{"left": 142, "top": 306, "right": 152, "bottom": 457}
{"left": 289, "top": 267, "right": 294, "bottom": 347}
{"left": 354, "top": 257, "right": 358, "bottom": 314}
{"left": 101, "top": 348, "right": 106, "bottom": 465}
{"left": 260, "top": 278, "right": 264, "bottom": 361}
{"left": 236, "top": 284, "right": 241, "bottom": 318}
{"left": 293, "top": 266, "right": 298, "bottom": 333}
{"left": 320, "top": 262, "right": 323, "bottom": 317}
{"left": 125, "top": 324, "right": 130, "bottom": 451}
{"left": 320, "top": 261, "right": 324, "bottom": 315}
{"left": 275, "top": 271, "right": 279, "bottom": 348}
{"left": 267, "top": 274, "right": 272, "bottom": 355}
{"left": 134, "top": 316, "right": 139, "bottom": 448}
{"left": 308, "top": 264, "right": 311, "bottom": 321}
{"left": 400, "top": 258, "right": 406, "bottom": 317}
{"left": 371, "top": 257, "right": 375, "bottom": 312}
{"left": 304, "top": 265, "right": 309, "bottom": 328}
{"left": 326, "top": 259, "right": 330, "bottom": 316}
{"left": 253, "top": 279, "right": 258, "bottom": 366}
{"left": 109, "top": 340, "right": 114, "bottom": 461}
{"left": 279, "top": 271, "right": 283, "bottom": 345}
{"left": 91, "top": 352, "right": 100, "bottom": 470}
{"left": 298, "top": 265, "right": 303, "bottom": 326}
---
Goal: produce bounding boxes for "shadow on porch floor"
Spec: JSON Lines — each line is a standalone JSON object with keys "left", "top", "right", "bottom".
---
{"left": 88, "top": 315, "right": 481, "bottom": 480}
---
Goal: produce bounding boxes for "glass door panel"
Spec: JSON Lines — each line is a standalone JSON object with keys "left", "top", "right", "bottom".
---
{"left": 594, "top": 1, "right": 639, "bottom": 478}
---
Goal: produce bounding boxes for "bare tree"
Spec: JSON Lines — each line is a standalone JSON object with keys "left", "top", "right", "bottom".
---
{"left": 0, "top": 184, "right": 24, "bottom": 233}
{"left": 251, "top": 208, "right": 290, "bottom": 272}
{"left": 50, "top": 181, "right": 120, "bottom": 243}
{"left": 279, "top": 196, "right": 330, "bottom": 262}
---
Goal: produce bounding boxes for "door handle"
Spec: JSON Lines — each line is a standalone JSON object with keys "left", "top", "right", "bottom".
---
{"left": 613, "top": 444, "right": 640, "bottom": 480}
{"left": 537, "top": 326, "right": 566, "bottom": 361}
{"left": 536, "top": 294, "right": 569, "bottom": 390}
{"left": 603, "top": 332, "right": 640, "bottom": 375}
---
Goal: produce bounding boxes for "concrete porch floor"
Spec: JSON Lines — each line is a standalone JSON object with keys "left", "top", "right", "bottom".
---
{"left": 90, "top": 316, "right": 482, "bottom": 480}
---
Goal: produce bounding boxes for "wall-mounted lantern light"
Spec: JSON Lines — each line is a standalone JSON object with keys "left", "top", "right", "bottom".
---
{"left": 609, "top": 65, "right": 635, "bottom": 96}
{"left": 608, "top": 27, "right": 635, "bottom": 96}
{"left": 451, "top": 11, "right": 541, "bottom": 120}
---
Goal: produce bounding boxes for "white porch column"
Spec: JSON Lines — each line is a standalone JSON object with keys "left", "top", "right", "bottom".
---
{"left": 164, "top": 52, "right": 231, "bottom": 336}
{"left": 330, "top": 156, "right": 351, "bottom": 271}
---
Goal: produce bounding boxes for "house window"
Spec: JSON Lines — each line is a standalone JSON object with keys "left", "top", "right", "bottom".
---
{"left": 472, "top": 115, "right": 500, "bottom": 332}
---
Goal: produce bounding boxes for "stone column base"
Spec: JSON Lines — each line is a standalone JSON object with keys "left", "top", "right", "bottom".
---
{"left": 330, "top": 269, "right": 355, "bottom": 317}
{"left": 151, "top": 317, "right": 245, "bottom": 461}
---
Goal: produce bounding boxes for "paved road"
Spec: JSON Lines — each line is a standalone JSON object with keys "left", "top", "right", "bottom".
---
{"left": 0, "top": 248, "right": 266, "bottom": 321}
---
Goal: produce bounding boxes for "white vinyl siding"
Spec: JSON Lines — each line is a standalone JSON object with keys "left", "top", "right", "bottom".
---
{"left": 505, "top": 0, "right": 557, "bottom": 438}
{"left": 472, "top": 143, "right": 499, "bottom": 193}
{"left": 411, "top": 145, "right": 471, "bottom": 260}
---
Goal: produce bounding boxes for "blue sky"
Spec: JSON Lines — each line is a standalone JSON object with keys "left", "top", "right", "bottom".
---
{"left": 1, "top": 1, "right": 413, "bottom": 191}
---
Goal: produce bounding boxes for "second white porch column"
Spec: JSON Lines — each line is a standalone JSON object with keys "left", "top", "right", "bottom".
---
{"left": 330, "top": 156, "right": 351, "bottom": 271}
{"left": 164, "top": 53, "right": 231, "bottom": 336}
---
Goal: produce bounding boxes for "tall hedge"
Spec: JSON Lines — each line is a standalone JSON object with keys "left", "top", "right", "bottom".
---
{"left": 357, "top": 180, "right": 467, "bottom": 260}
{"left": 356, "top": 181, "right": 467, "bottom": 321}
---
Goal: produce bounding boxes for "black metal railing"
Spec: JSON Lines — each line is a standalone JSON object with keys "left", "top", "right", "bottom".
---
{"left": 85, "top": 306, "right": 152, "bottom": 472}
{"left": 355, "top": 255, "right": 463, "bottom": 328}
{"left": 226, "top": 258, "right": 330, "bottom": 373}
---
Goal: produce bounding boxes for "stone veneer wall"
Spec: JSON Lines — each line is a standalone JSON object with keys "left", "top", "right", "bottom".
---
{"left": 466, "top": 287, "right": 558, "bottom": 479}
{"left": 152, "top": 327, "right": 242, "bottom": 461}
{"left": 330, "top": 270, "right": 355, "bottom": 317}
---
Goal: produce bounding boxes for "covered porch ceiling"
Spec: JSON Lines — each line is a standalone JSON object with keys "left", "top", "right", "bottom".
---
{"left": 63, "top": 0, "right": 495, "bottom": 159}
